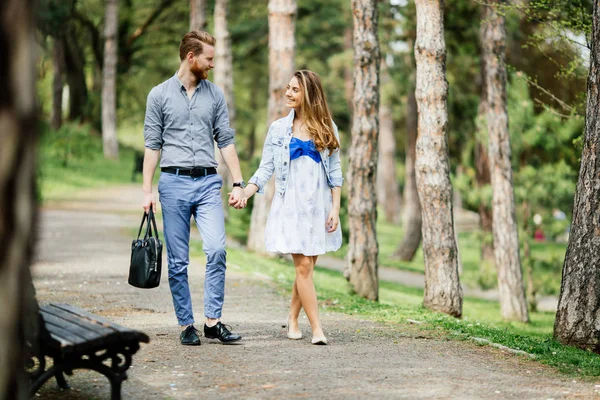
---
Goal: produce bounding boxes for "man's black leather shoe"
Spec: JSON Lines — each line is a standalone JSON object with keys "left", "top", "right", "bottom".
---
{"left": 180, "top": 325, "right": 201, "bottom": 346}
{"left": 204, "top": 322, "right": 242, "bottom": 343}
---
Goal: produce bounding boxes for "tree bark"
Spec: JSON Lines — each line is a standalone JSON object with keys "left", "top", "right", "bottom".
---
{"left": 64, "top": 30, "right": 88, "bottom": 122}
{"left": 414, "top": 0, "right": 462, "bottom": 317}
{"left": 477, "top": 3, "right": 494, "bottom": 264}
{"left": 247, "top": 0, "right": 296, "bottom": 253}
{"left": 554, "top": 0, "right": 600, "bottom": 351}
{"left": 394, "top": 40, "right": 422, "bottom": 261}
{"left": 190, "top": 0, "right": 207, "bottom": 31}
{"left": 483, "top": 0, "right": 529, "bottom": 322}
{"left": 102, "top": 0, "right": 119, "bottom": 160}
{"left": 0, "top": 0, "right": 38, "bottom": 397}
{"left": 51, "top": 38, "right": 65, "bottom": 130}
{"left": 214, "top": 0, "right": 235, "bottom": 220}
{"left": 377, "top": 60, "right": 401, "bottom": 224}
{"left": 346, "top": 0, "right": 380, "bottom": 301}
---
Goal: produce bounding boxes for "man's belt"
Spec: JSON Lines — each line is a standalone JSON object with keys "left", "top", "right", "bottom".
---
{"left": 161, "top": 167, "right": 217, "bottom": 178}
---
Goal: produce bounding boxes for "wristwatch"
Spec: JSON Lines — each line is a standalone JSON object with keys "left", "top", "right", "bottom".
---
{"left": 233, "top": 180, "right": 246, "bottom": 188}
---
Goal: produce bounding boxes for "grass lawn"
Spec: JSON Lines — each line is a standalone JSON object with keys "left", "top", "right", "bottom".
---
{"left": 329, "top": 215, "right": 567, "bottom": 296}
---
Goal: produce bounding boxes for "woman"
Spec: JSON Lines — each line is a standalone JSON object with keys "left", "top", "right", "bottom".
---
{"left": 241, "top": 70, "right": 343, "bottom": 345}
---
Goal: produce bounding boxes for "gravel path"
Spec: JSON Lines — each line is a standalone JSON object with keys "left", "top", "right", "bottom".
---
{"left": 32, "top": 185, "right": 598, "bottom": 399}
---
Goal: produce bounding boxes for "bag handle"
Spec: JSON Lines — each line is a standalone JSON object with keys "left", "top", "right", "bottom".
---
{"left": 146, "top": 209, "right": 160, "bottom": 240}
{"left": 136, "top": 211, "right": 149, "bottom": 240}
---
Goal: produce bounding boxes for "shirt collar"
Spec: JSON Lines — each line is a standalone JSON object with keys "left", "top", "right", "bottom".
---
{"left": 173, "top": 71, "right": 202, "bottom": 92}
{"left": 284, "top": 109, "right": 295, "bottom": 135}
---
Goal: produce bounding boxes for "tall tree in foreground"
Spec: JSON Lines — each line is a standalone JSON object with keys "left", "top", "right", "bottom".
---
{"left": 102, "top": 0, "right": 120, "bottom": 160}
{"left": 554, "top": 0, "right": 600, "bottom": 350}
{"left": 483, "top": 0, "right": 529, "bottom": 322}
{"left": 214, "top": 0, "right": 235, "bottom": 219}
{"left": 247, "top": 0, "right": 296, "bottom": 253}
{"left": 414, "top": 0, "right": 462, "bottom": 317}
{"left": 0, "top": 0, "right": 38, "bottom": 397}
{"left": 190, "top": 0, "right": 207, "bottom": 31}
{"left": 346, "top": 0, "right": 380, "bottom": 300}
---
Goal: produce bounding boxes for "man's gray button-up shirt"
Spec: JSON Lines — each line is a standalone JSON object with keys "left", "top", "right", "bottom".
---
{"left": 143, "top": 73, "right": 235, "bottom": 168}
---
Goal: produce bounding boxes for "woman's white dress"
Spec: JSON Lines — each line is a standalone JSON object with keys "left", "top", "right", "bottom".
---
{"left": 264, "top": 137, "right": 342, "bottom": 256}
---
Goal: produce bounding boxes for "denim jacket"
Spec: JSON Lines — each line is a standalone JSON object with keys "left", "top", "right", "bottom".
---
{"left": 248, "top": 110, "right": 344, "bottom": 197}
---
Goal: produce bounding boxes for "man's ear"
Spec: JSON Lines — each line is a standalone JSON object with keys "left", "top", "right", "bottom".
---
{"left": 187, "top": 51, "right": 195, "bottom": 63}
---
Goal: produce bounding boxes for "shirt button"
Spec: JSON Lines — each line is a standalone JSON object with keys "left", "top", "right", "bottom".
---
{"left": 284, "top": 146, "right": 288, "bottom": 149}
{"left": 283, "top": 177, "right": 286, "bottom": 181}
{"left": 284, "top": 162, "right": 287, "bottom": 166}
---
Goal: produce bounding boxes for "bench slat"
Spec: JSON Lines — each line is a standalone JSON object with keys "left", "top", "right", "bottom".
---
{"left": 40, "top": 311, "right": 118, "bottom": 351}
{"left": 50, "top": 303, "right": 149, "bottom": 343}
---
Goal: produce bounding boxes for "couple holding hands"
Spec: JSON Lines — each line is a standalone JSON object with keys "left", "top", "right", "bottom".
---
{"left": 142, "top": 31, "right": 342, "bottom": 347}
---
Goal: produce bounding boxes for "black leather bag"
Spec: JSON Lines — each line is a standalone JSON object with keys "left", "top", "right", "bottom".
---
{"left": 128, "top": 210, "right": 162, "bottom": 289}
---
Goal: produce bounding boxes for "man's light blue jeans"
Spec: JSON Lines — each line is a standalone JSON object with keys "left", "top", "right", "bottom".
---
{"left": 158, "top": 172, "right": 227, "bottom": 326}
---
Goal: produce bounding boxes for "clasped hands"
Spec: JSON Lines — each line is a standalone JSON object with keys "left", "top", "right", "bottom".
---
{"left": 228, "top": 187, "right": 251, "bottom": 209}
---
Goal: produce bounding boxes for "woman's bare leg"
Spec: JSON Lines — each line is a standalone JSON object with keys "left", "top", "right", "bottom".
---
{"left": 292, "top": 254, "right": 324, "bottom": 338}
{"left": 288, "top": 279, "right": 302, "bottom": 335}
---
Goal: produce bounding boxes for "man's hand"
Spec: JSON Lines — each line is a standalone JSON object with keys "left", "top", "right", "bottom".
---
{"left": 228, "top": 186, "right": 246, "bottom": 209}
{"left": 142, "top": 190, "right": 156, "bottom": 213}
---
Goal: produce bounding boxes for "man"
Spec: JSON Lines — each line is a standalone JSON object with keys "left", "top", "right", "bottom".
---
{"left": 142, "top": 31, "right": 246, "bottom": 346}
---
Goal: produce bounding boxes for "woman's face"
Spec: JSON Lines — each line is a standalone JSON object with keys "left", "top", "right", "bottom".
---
{"left": 285, "top": 76, "right": 303, "bottom": 110}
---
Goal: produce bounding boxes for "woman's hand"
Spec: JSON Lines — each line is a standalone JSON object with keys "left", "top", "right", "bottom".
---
{"left": 326, "top": 209, "right": 340, "bottom": 233}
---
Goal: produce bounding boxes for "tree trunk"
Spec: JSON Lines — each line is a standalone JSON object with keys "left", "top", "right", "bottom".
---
{"left": 414, "top": 0, "right": 462, "bottom": 317}
{"left": 346, "top": 0, "right": 380, "bottom": 301}
{"left": 0, "top": 0, "right": 39, "bottom": 397}
{"left": 214, "top": 0, "right": 235, "bottom": 220}
{"left": 394, "top": 41, "right": 422, "bottom": 261}
{"left": 51, "top": 38, "right": 65, "bottom": 130}
{"left": 247, "top": 0, "right": 296, "bottom": 253}
{"left": 102, "top": 0, "right": 119, "bottom": 160}
{"left": 522, "top": 201, "right": 537, "bottom": 312}
{"left": 483, "top": 0, "right": 529, "bottom": 322}
{"left": 190, "top": 0, "right": 207, "bottom": 31}
{"left": 377, "top": 60, "right": 401, "bottom": 224}
{"left": 476, "top": 3, "right": 494, "bottom": 264}
{"left": 554, "top": 0, "right": 600, "bottom": 351}
{"left": 64, "top": 30, "right": 88, "bottom": 122}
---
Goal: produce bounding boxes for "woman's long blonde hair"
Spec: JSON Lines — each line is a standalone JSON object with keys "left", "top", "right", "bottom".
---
{"left": 295, "top": 70, "right": 339, "bottom": 155}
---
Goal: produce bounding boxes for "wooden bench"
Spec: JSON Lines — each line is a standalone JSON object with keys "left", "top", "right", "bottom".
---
{"left": 26, "top": 303, "right": 149, "bottom": 400}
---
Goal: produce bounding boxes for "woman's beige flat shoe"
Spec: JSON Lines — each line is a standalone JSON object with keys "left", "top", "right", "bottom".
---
{"left": 311, "top": 336, "right": 327, "bottom": 345}
{"left": 286, "top": 317, "right": 303, "bottom": 340}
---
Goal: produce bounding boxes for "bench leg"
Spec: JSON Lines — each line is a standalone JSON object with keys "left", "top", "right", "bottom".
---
{"left": 110, "top": 377, "right": 122, "bottom": 400}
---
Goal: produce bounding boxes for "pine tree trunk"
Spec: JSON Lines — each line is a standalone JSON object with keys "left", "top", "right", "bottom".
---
{"left": 554, "top": 0, "right": 600, "bottom": 351}
{"left": 247, "top": 0, "right": 296, "bottom": 253}
{"left": 102, "top": 0, "right": 119, "bottom": 160}
{"left": 64, "top": 32, "right": 88, "bottom": 122}
{"left": 346, "top": 0, "right": 380, "bottom": 301}
{"left": 414, "top": 0, "right": 462, "bottom": 317}
{"left": 0, "top": 0, "right": 38, "bottom": 396}
{"left": 394, "top": 41, "right": 422, "bottom": 261}
{"left": 51, "top": 38, "right": 65, "bottom": 130}
{"left": 190, "top": 0, "right": 207, "bottom": 31}
{"left": 477, "top": 3, "right": 494, "bottom": 264}
{"left": 214, "top": 0, "right": 234, "bottom": 220}
{"left": 377, "top": 60, "right": 401, "bottom": 224}
{"left": 483, "top": 0, "right": 529, "bottom": 322}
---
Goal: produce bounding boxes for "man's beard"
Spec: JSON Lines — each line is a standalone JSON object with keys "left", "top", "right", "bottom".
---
{"left": 191, "top": 62, "right": 208, "bottom": 80}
